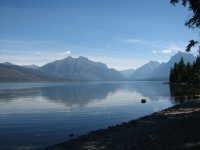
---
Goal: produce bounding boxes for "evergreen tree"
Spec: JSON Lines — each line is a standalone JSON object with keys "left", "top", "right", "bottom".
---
{"left": 190, "top": 61, "right": 196, "bottom": 84}
{"left": 173, "top": 63, "right": 179, "bottom": 82}
{"left": 169, "top": 56, "right": 200, "bottom": 84}
{"left": 169, "top": 68, "right": 174, "bottom": 82}
{"left": 177, "top": 57, "right": 186, "bottom": 82}
{"left": 185, "top": 61, "right": 191, "bottom": 82}
{"left": 192, "top": 57, "right": 200, "bottom": 84}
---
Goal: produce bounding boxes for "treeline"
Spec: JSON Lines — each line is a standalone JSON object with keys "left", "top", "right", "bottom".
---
{"left": 169, "top": 56, "right": 200, "bottom": 84}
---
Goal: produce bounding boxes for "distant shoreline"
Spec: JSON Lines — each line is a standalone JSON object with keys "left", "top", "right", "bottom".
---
{"left": 46, "top": 99, "right": 200, "bottom": 150}
{"left": 163, "top": 82, "right": 200, "bottom": 87}
{"left": 163, "top": 82, "right": 187, "bottom": 85}
{"left": 0, "top": 80, "right": 168, "bottom": 83}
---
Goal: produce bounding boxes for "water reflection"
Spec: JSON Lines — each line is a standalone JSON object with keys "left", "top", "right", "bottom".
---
{"left": 1, "top": 81, "right": 194, "bottom": 149}
{"left": 169, "top": 84, "right": 200, "bottom": 103}
{"left": 0, "top": 82, "right": 172, "bottom": 107}
{"left": 40, "top": 83, "right": 124, "bottom": 107}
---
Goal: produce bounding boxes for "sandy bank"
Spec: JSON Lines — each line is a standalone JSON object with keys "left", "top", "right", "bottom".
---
{"left": 46, "top": 99, "right": 200, "bottom": 150}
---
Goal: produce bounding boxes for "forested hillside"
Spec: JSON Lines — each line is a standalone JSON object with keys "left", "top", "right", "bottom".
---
{"left": 169, "top": 56, "right": 200, "bottom": 84}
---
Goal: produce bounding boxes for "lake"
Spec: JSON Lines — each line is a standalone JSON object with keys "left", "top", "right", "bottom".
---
{"left": 0, "top": 81, "right": 198, "bottom": 150}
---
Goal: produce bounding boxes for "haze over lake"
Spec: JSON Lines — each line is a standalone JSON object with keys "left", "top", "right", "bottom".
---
{"left": 0, "top": 81, "right": 198, "bottom": 150}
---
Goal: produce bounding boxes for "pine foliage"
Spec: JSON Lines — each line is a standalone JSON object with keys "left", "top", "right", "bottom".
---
{"left": 169, "top": 56, "right": 200, "bottom": 84}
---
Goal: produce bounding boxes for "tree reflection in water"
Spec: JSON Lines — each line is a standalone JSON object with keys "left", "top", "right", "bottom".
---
{"left": 169, "top": 84, "right": 200, "bottom": 103}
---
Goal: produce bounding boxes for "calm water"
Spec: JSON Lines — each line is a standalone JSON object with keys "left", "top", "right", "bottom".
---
{"left": 0, "top": 81, "right": 199, "bottom": 150}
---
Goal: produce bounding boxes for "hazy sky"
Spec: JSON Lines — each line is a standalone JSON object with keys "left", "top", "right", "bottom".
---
{"left": 0, "top": 0, "right": 199, "bottom": 70}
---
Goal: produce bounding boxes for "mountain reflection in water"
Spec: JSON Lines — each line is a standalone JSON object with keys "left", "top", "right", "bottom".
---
{"left": 0, "top": 81, "right": 197, "bottom": 150}
{"left": 0, "top": 81, "right": 176, "bottom": 107}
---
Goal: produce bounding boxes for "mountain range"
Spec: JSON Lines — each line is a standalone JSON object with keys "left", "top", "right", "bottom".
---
{"left": 38, "top": 56, "right": 125, "bottom": 81}
{"left": 0, "top": 63, "right": 66, "bottom": 82}
{"left": 0, "top": 51, "right": 197, "bottom": 82}
{"left": 2, "top": 62, "right": 39, "bottom": 69}
{"left": 139, "top": 51, "right": 196, "bottom": 81}
{"left": 127, "top": 61, "right": 160, "bottom": 80}
{"left": 120, "top": 69, "right": 135, "bottom": 78}
{"left": 119, "top": 51, "right": 196, "bottom": 81}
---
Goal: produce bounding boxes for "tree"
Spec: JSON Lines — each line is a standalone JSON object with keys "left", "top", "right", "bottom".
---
{"left": 173, "top": 63, "right": 179, "bottom": 82}
{"left": 185, "top": 61, "right": 191, "bottom": 82}
{"left": 169, "top": 57, "right": 195, "bottom": 83}
{"left": 170, "top": 0, "right": 200, "bottom": 52}
{"left": 178, "top": 57, "right": 186, "bottom": 82}
{"left": 169, "top": 67, "right": 175, "bottom": 82}
{"left": 192, "top": 56, "right": 200, "bottom": 83}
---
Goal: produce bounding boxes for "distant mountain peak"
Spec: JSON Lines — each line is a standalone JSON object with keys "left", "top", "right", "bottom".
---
{"left": 38, "top": 56, "right": 125, "bottom": 81}
{"left": 177, "top": 51, "right": 186, "bottom": 54}
{"left": 120, "top": 69, "right": 135, "bottom": 78}
{"left": 141, "top": 51, "right": 197, "bottom": 81}
{"left": 78, "top": 56, "right": 88, "bottom": 60}
{"left": 170, "top": 51, "right": 195, "bottom": 63}
{"left": 144, "top": 61, "right": 160, "bottom": 67}
{"left": 67, "top": 56, "right": 73, "bottom": 58}
{"left": 173, "top": 51, "right": 194, "bottom": 57}
{"left": 2, "top": 62, "right": 13, "bottom": 65}
{"left": 149, "top": 60, "right": 159, "bottom": 63}
{"left": 128, "top": 61, "right": 160, "bottom": 79}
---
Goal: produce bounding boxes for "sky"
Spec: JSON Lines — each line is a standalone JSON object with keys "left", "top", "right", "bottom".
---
{"left": 0, "top": 0, "right": 199, "bottom": 71}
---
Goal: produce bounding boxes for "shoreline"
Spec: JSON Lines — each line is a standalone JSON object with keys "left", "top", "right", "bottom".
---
{"left": 163, "top": 82, "right": 200, "bottom": 88}
{"left": 46, "top": 99, "right": 200, "bottom": 150}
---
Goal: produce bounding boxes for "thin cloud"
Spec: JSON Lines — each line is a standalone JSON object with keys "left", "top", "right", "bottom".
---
{"left": 122, "top": 39, "right": 185, "bottom": 49}
{"left": 152, "top": 50, "right": 170, "bottom": 54}
{"left": 58, "top": 51, "right": 71, "bottom": 55}
{"left": 0, "top": 39, "right": 58, "bottom": 45}
{"left": 122, "top": 39, "right": 143, "bottom": 43}
{"left": 168, "top": 44, "right": 183, "bottom": 51}
{"left": 162, "top": 49, "right": 171, "bottom": 54}
{"left": 0, "top": 49, "right": 33, "bottom": 54}
{"left": 152, "top": 50, "right": 171, "bottom": 54}
{"left": 1, "top": 49, "right": 60, "bottom": 56}
{"left": 152, "top": 43, "right": 184, "bottom": 54}
{"left": 20, "top": 59, "right": 26, "bottom": 62}
{"left": 122, "top": 38, "right": 186, "bottom": 53}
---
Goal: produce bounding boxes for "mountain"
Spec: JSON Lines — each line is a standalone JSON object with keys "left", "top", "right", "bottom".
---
{"left": 2, "top": 62, "right": 14, "bottom": 65}
{"left": 142, "top": 51, "right": 197, "bottom": 81}
{"left": 22, "top": 64, "right": 39, "bottom": 69}
{"left": 38, "top": 56, "right": 126, "bottom": 81}
{"left": 0, "top": 64, "right": 66, "bottom": 82}
{"left": 128, "top": 61, "right": 160, "bottom": 80}
{"left": 2, "top": 62, "right": 39, "bottom": 69}
{"left": 120, "top": 69, "right": 135, "bottom": 78}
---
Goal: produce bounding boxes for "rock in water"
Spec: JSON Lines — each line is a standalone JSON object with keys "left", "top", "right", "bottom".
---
{"left": 141, "top": 99, "right": 146, "bottom": 103}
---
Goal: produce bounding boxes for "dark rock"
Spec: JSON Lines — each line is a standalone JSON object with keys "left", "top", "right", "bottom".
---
{"left": 141, "top": 99, "right": 146, "bottom": 103}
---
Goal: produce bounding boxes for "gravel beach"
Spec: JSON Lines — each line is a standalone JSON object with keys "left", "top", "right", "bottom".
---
{"left": 46, "top": 99, "right": 200, "bottom": 150}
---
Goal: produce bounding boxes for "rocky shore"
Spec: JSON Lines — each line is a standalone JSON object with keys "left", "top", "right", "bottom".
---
{"left": 46, "top": 99, "right": 200, "bottom": 150}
